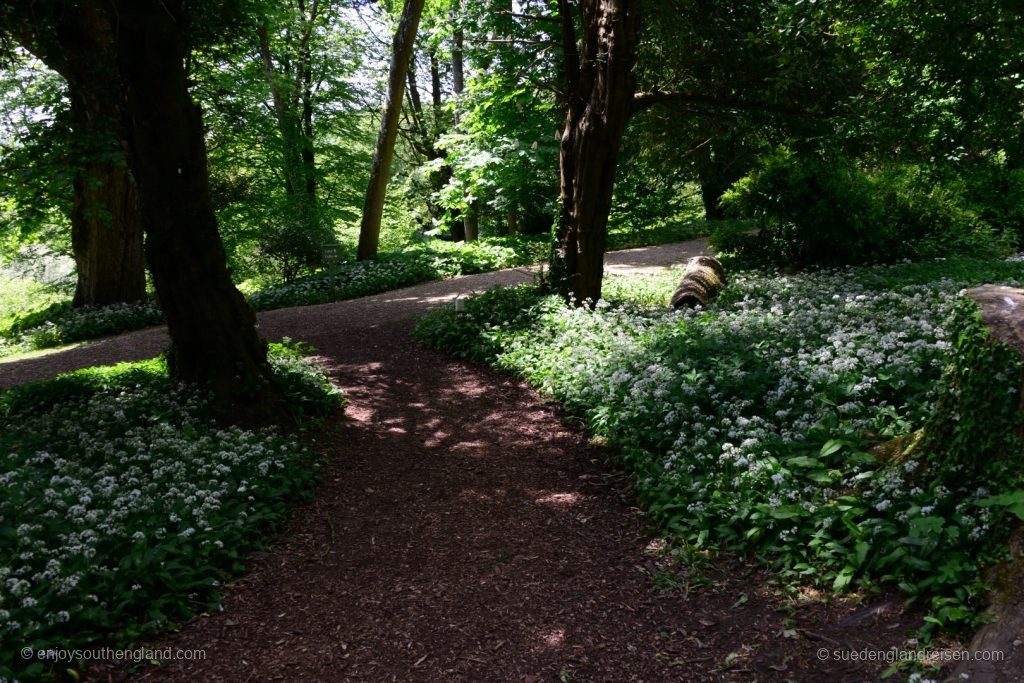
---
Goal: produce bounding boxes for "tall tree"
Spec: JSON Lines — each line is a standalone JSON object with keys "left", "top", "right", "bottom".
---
{"left": 3, "top": 8, "right": 146, "bottom": 308}
{"left": 399, "top": 37, "right": 464, "bottom": 239}
{"left": 357, "top": 0, "right": 426, "bottom": 260}
{"left": 553, "top": 0, "right": 639, "bottom": 304}
{"left": 187, "top": 1, "right": 367, "bottom": 283}
{"left": 1, "top": 0, "right": 284, "bottom": 414}
{"left": 450, "top": 24, "right": 479, "bottom": 241}
{"left": 427, "top": 0, "right": 563, "bottom": 240}
{"left": 254, "top": 0, "right": 331, "bottom": 271}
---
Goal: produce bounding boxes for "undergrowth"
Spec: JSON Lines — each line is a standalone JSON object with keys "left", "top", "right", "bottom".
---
{"left": 0, "top": 343, "right": 343, "bottom": 681}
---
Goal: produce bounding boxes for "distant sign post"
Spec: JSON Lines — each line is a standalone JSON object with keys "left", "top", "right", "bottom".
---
{"left": 321, "top": 244, "right": 343, "bottom": 268}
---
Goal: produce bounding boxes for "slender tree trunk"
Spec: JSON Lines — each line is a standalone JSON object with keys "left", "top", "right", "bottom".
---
{"left": 357, "top": 0, "right": 426, "bottom": 260}
{"left": 428, "top": 46, "right": 465, "bottom": 241}
{"left": 257, "top": 23, "right": 317, "bottom": 232}
{"left": 554, "top": 0, "right": 639, "bottom": 304}
{"left": 452, "top": 26, "right": 479, "bottom": 241}
{"left": 299, "top": 30, "right": 317, "bottom": 201}
{"left": 111, "top": 0, "right": 282, "bottom": 413}
{"left": 429, "top": 48, "right": 443, "bottom": 123}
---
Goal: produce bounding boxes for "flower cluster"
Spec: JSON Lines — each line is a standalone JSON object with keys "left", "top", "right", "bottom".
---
{"left": 249, "top": 237, "right": 544, "bottom": 311}
{"left": 0, "top": 302, "right": 164, "bottom": 358}
{"left": 0, "top": 348, "right": 340, "bottom": 680}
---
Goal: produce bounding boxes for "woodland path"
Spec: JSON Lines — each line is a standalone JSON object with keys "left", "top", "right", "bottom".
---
{"left": 2, "top": 239, "right": 918, "bottom": 681}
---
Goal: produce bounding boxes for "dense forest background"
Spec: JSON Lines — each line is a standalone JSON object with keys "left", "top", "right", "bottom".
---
{"left": 2, "top": 0, "right": 1020, "bottom": 298}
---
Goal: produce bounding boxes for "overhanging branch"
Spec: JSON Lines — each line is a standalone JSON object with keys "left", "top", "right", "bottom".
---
{"left": 630, "top": 89, "right": 811, "bottom": 119}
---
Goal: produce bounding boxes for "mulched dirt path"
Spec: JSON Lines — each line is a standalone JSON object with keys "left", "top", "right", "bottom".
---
{"left": 3, "top": 241, "right": 928, "bottom": 680}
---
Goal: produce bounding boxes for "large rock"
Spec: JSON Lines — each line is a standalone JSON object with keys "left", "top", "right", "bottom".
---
{"left": 967, "top": 285, "right": 1024, "bottom": 355}
{"left": 946, "top": 286, "right": 1024, "bottom": 683}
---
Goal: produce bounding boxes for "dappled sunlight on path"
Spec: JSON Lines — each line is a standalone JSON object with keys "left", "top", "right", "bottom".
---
{"left": 3, "top": 239, "right": 919, "bottom": 681}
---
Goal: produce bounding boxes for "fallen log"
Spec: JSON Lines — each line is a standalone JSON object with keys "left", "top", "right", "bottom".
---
{"left": 670, "top": 255, "right": 726, "bottom": 309}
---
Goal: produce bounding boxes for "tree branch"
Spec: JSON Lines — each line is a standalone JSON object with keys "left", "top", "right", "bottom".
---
{"left": 630, "top": 89, "right": 810, "bottom": 118}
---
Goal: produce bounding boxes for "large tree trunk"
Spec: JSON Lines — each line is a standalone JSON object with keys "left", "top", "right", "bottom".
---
{"left": 6, "top": 2, "right": 146, "bottom": 308}
{"left": 68, "top": 90, "right": 146, "bottom": 308}
{"left": 110, "top": 0, "right": 282, "bottom": 413}
{"left": 357, "top": 0, "right": 426, "bottom": 260}
{"left": 3, "top": 0, "right": 284, "bottom": 415}
{"left": 554, "top": 0, "right": 639, "bottom": 304}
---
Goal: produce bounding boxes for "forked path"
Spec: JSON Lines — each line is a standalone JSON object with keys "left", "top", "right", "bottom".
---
{"left": 3, "top": 241, "right": 917, "bottom": 681}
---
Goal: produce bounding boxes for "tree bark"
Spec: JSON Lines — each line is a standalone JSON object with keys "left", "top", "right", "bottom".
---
{"left": 4, "top": 0, "right": 285, "bottom": 416}
{"left": 5, "top": 2, "right": 146, "bottom": 308}
{"left": 555, "top": 0, "right": 639, "bottom": 304}
{"left": 110, "top": 0, "right": 282, "bottom": 414}
{"left": 452, "top": 25, "right": 479, "bottom": 242}
{"left": 670, "top": 256, "right": 726, "bottom": 308}
{"left": 357, "top": 0, "right": 426, "bottom": 260}
{"left": 68, "top": 87, "right": 146, "bottom": 308}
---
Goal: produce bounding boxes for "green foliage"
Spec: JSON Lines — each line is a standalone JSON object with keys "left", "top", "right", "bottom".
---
{"left": 875, "top": 164, "right": 1010, "bottom": 260}
{"left": 919, "top": 301, "right": 1024, "bottom": 468}
{"left": 607, "top": 218, "right": 708, "bottom": 252}
{"left": 424, "top": 0, "right": 561, "bottom": 236}
{"left": 831, "top": 0, "right": 1024, "bottom": 163}
{"left": 0, "top": 51, "right": 73, "bottom": 258}
{"left": 0, "top": 346, "right": 341, "bottom": 681}
{"left": 248, "top": 235, "right": 546, "bottom": 310}
{"left": 413, "top": 284, "right": 557, "bottom": 362}
{"left": 720, "top": 149, "right": 885, "bottom": 265}
{"left": 0, "top": 236, "right": 551, "bottom": 357}
{"left": 0, "top": 272, "right": 65, "bottom": 332}
{"left": 0, "top": 301, "right": 164, "bottom": 358}
{"left": 192, "top": 1, "right": 372, "bottom": 284}
{"left": 720, "top": 149, "right": 1011, "bottom": 266}
{"left": 267, "top": 339, "right": 346, "bottom": 424}
{"left": 417, "top": 255, "right": 1024, "bottom": 635}
{"left": 957, "top": 154, "right": 1024, "bottom": 247}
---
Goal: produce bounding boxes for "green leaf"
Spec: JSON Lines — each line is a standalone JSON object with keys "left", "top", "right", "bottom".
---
{"left": 855, "top": 541, "right": 870, "bottom": 567}
{"left": 820, "top": 439, "right": 847, "bottom": 457}
{"left": 833, "top": 566, "right": 855, "bottom": 590}
{"left": 979, "top": 491, "right": 1024, "bottom": 521}
{"left": 768, "top": 504, "right": 803, "bottom": 520}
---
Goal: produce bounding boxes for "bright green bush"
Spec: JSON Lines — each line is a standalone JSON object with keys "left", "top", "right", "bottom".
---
{"left": 416, "top": 256, "right": 1024, "bottom": 635}
{"left": 0, "top": 345, "right": 342, "bottom": 681}
{"left": 875, "top": 164, "right": 1010, "bottom": 260}
{"left": 720, "top": 149, "right": 1012, "bottom": 266}
{"left": 720, "top": 149, "right": 887, "bottom": 265}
